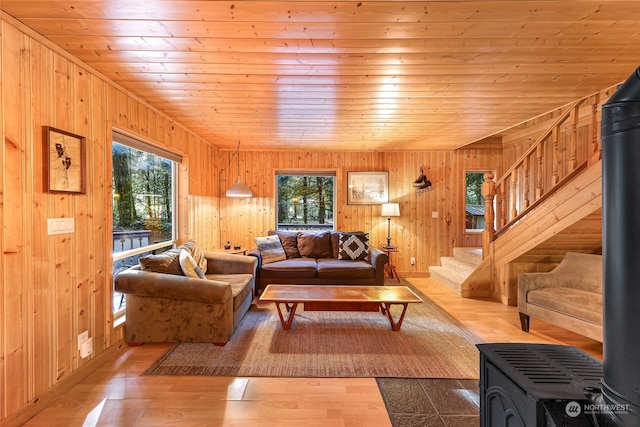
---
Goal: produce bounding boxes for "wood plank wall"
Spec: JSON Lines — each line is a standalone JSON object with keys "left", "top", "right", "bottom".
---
{"left": 205, "top": 148, "right": 503, "bottom": 274}
{"left": 0, "top": 15, "right": 218, "bottom": 425}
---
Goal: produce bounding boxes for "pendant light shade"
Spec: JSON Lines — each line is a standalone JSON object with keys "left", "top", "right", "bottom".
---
{"left": 226, "top": 176, "right": 253, "bottom": 197}
{"left": 222, "top": 141, "right": 252, "bottom": 198}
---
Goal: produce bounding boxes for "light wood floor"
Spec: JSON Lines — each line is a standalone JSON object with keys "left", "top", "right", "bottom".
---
{"left": 22, "top": 278, "right": 602, "bottom": 427}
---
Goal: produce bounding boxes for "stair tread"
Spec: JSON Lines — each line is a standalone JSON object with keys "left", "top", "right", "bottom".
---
{"left": 429, "top": 247, "right": 482, "bottom": 295}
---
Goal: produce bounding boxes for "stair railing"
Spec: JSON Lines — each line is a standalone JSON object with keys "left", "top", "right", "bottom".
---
{"left": 481, "top": 93, "right": 602, "bottom": 257}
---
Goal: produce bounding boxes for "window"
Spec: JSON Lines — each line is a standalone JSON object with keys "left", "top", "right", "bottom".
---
{"left": 111, "top": 131, "right": 180, "bottom": 318}
{"left": 465, "top": 171, "right": 488, "bottom": 232}
{"left": 276, "top": 172, "right": 335, "bottom": 232}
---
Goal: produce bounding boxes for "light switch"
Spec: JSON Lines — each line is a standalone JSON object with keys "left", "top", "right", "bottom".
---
{"left": 47, "top": 218, "right": 75, "bottom": 235}
{"left": 431, "top": 211, "right": 439, "bottom": 218}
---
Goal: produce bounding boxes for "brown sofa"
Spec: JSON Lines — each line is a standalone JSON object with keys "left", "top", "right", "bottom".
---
{"left": 518, "top": 252, "right": 602, "bottom": 342}
{"left": 248, "top": 230, "right": 388, "bottom": 292}
{"left": 115, "top": 240, "right": 257, "bottom": 345}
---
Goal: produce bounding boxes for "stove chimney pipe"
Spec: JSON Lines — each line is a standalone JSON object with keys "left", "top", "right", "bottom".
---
{"left": 601, "top": 66, "right": 640, "bottom": 425}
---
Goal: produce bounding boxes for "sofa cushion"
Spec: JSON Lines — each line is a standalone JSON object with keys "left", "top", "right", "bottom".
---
{"left": 254, "top": 235, "right": 287, "bottom": 264}
{"left": 139, "top": 247, "right": 182, "bottom": 275}
{"left": 526, "top": 287, "right": 602, "bottom": 324}
{"left": 338, "top": 233, "right": 370, "bottom": 260}
{"left": 297, "top": 231, "right": 332, "bottom": 259}
{"left": 258, "top": 258, "right": 318, "bottom": 279}
{"left": 316, "top": 259, "right": 375, "bottom": 279}
{"left": 182, "top": 239, "right": 207, "bottom": 272}
{"left": 268, "top": 230, "right": 301, "bottom": 258}
{"left": 208, "top": 273, "right": 254, "bottom": 312}
{"left": 179, "top": 249, "right": 206, "bottom": 279}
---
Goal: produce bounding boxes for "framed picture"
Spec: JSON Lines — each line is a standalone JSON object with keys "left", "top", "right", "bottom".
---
{"left": 347, "top": 171, "right": 389, "bottom": 205}
{"left": 44, "top": 126, "right": 86, "bottom": 194}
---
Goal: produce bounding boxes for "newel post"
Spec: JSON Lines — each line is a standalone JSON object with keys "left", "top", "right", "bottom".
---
{"left": 481, "top": 172, "right": 496, "bottom": 259}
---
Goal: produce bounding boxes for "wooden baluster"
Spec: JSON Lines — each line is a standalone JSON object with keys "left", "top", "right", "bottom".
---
{"left": 536, "top": 143, "right": 544, "bottom": 198}
{"left": 589, "top": 94, "right": 601, "bottom": 166}
{"left": 499, "top": 181, "right": 507, "bottom": 228}
{"left": 510, "top": 171, "right": 518, "bottom": 220}
{"left": 551, "top": 127, "right": 559, "bottom": 185}
{"left": 523, "top": 157, "right": 530, "bottom": 209}
{"left": 569, "top": 104, "right": 578, "bottom": 171}
{"left": 481, "top": 172, "right": 496, "bottom": 259}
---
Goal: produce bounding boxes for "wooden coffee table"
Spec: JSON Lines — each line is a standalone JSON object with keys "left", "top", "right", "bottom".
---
{"left": 259, "top": 284, "right": 422, "bottom": 331}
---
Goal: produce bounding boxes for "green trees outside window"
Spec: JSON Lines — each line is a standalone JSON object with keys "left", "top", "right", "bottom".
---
{"left": 112, "top": 142, "right": 174, "bottom": 245}
{"left": 465, "top": 171, "right": 486, "bottom": 231}
{"left": 277, "top": 174, "right": 334, "bottom": 231}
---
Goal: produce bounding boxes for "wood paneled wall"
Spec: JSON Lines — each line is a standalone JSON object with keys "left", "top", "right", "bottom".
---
{"left": 211, "top": 149, "right": 503, "bottom": 274}
{"left": 0, "top": 15, "right": 218, "bottom": 425}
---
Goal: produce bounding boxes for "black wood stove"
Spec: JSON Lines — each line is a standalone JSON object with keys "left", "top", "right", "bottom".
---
{"left": 477, "top": 343, "right": 604, "bottom": 426}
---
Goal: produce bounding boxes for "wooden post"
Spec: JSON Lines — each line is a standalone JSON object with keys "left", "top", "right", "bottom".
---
{"left": 523, "top": 157, "right": 530, "bottom": 209}
{"left": 536, "top": 144, "right": 544, "bottom": 199}
{"left": 510, "top": 171, "right": 518, "bottom": 220}
{"left": 589, "top": 94, "right": 602, "bottom": 166}
{"left": 569, "top": 104, "right": 579, "bottom": 171}
{"left": 551, "top": 127, "right": 559, "bottom": 185}
{"left": 481, "top": 172, "right": 496, "bottom": 259}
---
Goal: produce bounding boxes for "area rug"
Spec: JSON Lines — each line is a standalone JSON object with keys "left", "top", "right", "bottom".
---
{"left": 143, "top": 283, "right": 482, "bottom": 378}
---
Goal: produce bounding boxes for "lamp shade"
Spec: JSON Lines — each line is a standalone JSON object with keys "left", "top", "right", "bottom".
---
{"left": 226, "top": 177, "right": 253, "bottom": 197}
{"left": 381, "top": 202, "right": 400, "bottom": 217}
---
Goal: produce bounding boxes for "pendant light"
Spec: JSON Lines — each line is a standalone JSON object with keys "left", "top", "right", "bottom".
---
{"left": 223, "top": 141, "right": 252, "bottom": 198}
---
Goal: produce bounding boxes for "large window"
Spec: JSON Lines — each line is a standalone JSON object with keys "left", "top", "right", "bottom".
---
{"left": 276, "top": 172, "right": 335, "bottom": 232}
{"left": 111, "top": 131, "right": 180, "bottom": 318}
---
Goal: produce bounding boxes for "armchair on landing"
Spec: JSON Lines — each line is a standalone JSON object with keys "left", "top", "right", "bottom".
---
{"left": 517, "top": 252, "right": 602, "bottom": 342}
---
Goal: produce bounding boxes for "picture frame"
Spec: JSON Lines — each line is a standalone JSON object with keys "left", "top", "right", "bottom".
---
{"left": 347, "top": 171, "right": 389, "bottom": 205}
{"left": 44, "top": 126, "right": 86, "bottom": 194}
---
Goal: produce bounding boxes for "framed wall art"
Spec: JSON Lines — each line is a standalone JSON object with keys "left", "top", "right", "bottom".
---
{"left": 347, "top": 171, "right": 389, "bottom": 205}
{"left": 44, "top": 126, "right": 86, "bottom": 194}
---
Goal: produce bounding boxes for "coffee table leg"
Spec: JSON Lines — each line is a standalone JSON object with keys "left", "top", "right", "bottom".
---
{"left": 382, "top": 303, "right": 409, "bottom": 331}
{"left": 274, "top": 302, "right": 298, "bottom": 330}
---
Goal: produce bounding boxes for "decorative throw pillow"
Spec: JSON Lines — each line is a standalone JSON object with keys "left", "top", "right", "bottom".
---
{"left": 182, "top": 239, "right": 207, "bottom": 272}
{"left": 139, "top": 247, "right": 182, "bottom": 275}
{"left": 338, "top": 233, "right": 370, "bottom": 260}
{"left": 268, "top": 230, "right": 300, "bottom": 258}
{"left": 179, "top": 249, "right": 206, "bottom": 279}
{"left": 254, "top": 235, "right": 287, "bottom": 264}
{"left": 297, "top": 231, "right": 332, "bottom": 258}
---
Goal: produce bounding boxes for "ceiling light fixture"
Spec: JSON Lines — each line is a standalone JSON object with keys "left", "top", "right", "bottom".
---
{"left": 220, "top": 141, "right": 252, "bottom": 198}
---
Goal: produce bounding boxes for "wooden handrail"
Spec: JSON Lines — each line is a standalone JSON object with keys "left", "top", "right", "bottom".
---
{"left": 495, "top": 99, "right": 584, "bottom": 187}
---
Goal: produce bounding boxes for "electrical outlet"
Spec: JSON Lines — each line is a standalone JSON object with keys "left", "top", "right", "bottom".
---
{"left": 410, "top": 257, "right": 416, "bottom": 265}
{"left": 77, "top": 330, "right": 89, "bottom": 349}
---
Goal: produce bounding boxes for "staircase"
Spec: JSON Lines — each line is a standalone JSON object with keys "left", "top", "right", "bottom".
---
{"left": 429, "top": 247, "right": 482, "bottom": 294}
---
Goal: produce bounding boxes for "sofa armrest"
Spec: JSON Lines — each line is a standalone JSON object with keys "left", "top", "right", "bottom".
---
{"left": 370, "top": 247, "right": 389, "bottom": 272}
{"left": 203, "top": 251, "right": 258, "bottom": 275}
{"left": 115, "top": 267, "right": 232, "bottom": 304}
{"left": 247, "top": 247, "right": 262, "bottom": 268}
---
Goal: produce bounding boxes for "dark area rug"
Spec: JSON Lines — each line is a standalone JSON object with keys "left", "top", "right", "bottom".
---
{"left": 143, "top": 283, "right": 483, "bottom": 378}
{"left": 376, "top": 377, "right": 480, "bottom": 427}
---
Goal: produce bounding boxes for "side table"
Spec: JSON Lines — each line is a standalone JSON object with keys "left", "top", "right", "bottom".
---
{"left": 380, "top": 246, "right": 401, "bottom": 282}
{"left": 216, "top": 247, "right": 247, "bottom": 255}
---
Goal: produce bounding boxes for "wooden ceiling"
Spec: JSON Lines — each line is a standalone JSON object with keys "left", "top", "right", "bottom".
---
{"left": 2, "top": 1, "right": 640, "bottom": 151}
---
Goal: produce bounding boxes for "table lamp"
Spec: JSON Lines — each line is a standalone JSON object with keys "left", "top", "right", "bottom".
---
{"left": 381, "top": 203, "right": 400, "bottom": 249}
